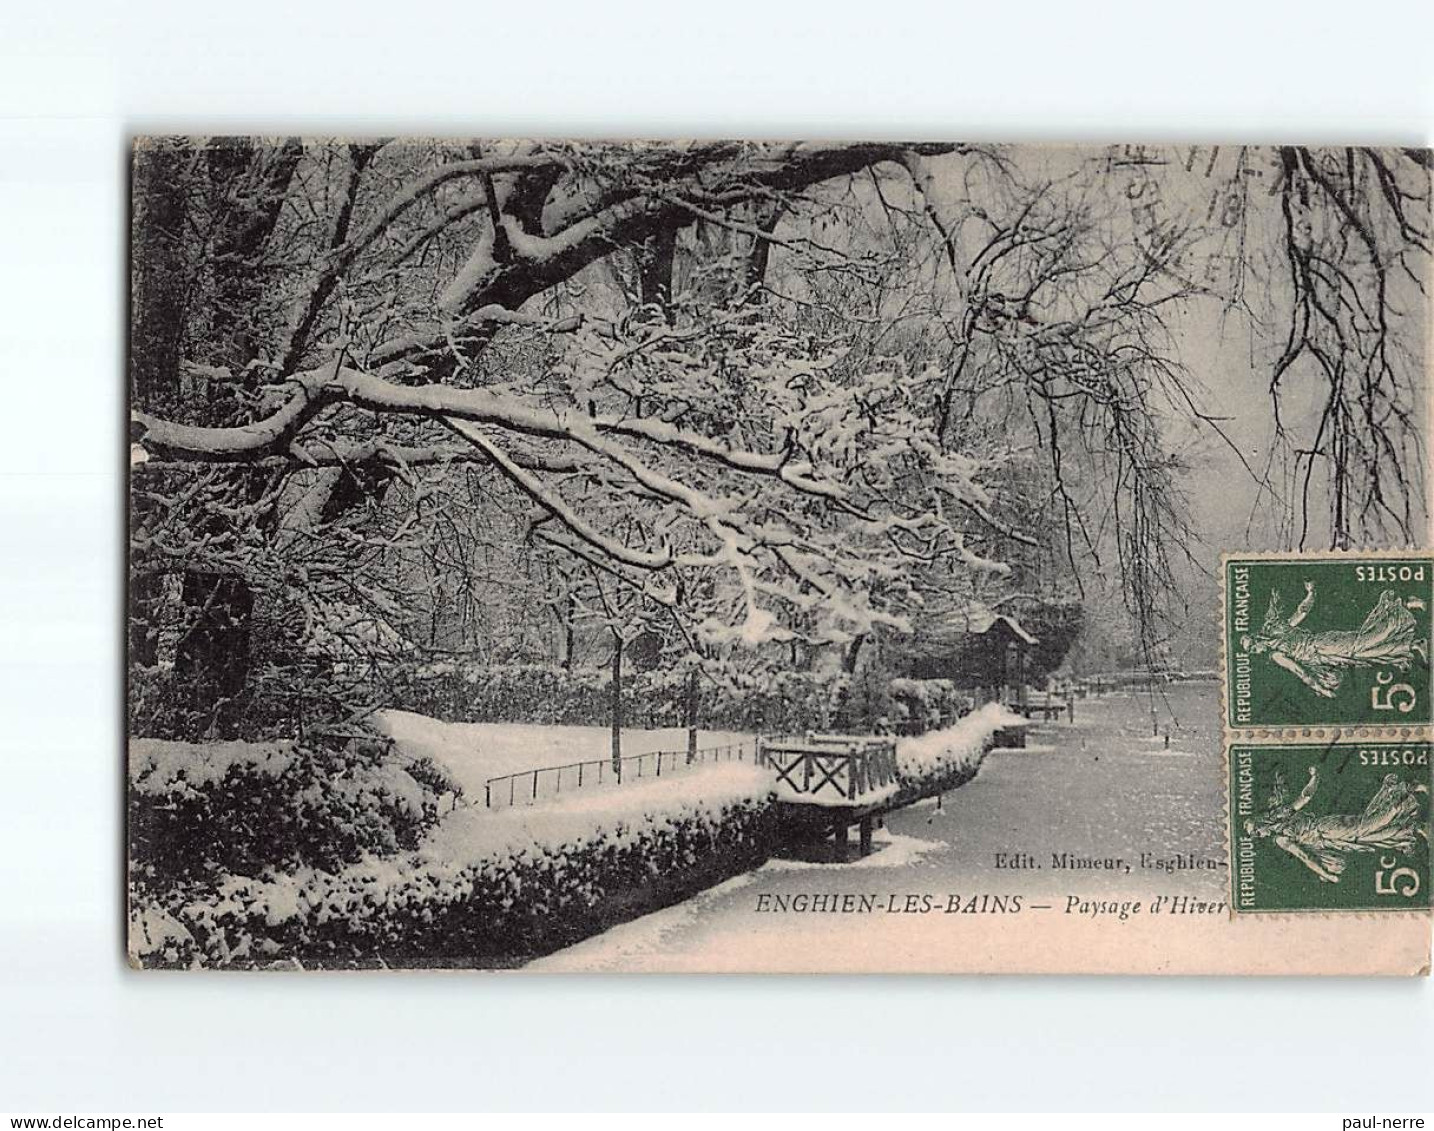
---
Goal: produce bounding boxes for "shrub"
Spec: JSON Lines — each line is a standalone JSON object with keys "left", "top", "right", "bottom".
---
{"left": 130, "top": 768, "right": 778, "bottom": 969}
{"left": 837, "top": 662, "right": 897, "bottom": 733}
{"left": 888, "top": 702, "right": 1023, "bottom": 801}
{"left": 888, "top": 678, "right": 977, "bottom": 731}
{"left": 126, "top": 713, "right": 1019, "bottom": 970}
{"left": 129, "top": 733, "right": 455, "bottom": 895}
{"left": 381, "top": 660, "right": 853, "bottom": 735}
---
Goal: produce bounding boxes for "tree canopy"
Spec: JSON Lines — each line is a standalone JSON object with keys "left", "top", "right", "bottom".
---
{"left": 128, "top": 140, "right": 1430, "bottom": 737}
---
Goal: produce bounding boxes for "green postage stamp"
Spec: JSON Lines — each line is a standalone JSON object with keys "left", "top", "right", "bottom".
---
{"left": 1223, "top": 552, "right": 1433, "bottom": 913}
{"left": 1223, "top": 553, "right": 1434, "bottom": 730}
{"left": 1230, "top": 742, "right": 1430, "bottom": 912}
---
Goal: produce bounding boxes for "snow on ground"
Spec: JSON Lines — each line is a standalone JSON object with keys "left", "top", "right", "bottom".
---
{"left": 349, "top": 704, "right": 1030, "bottom": 921}
{"left": 530, "top": 684, "right": 1232, "bottom": 973}
{"left": 374, "top": 710, "right": 752, "bottom": 796}
{"left": 423, "top": 760, "right": 775, "bottom": 863}
{"left": 529, "top": 829, "right": 951, "bottom": 970}
{"left": 425, "top": 703, "right": 1031, "bottom": 834}
{"left": 525, "top": 871, "right": 764, "bottom": 971}
{"left": 177, "top": 759, "right": 780, "bottom": 946}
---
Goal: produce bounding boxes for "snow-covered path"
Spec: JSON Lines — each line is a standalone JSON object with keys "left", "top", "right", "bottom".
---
{"left": 530, "top": 683, "right": 1235, "bottom": 973}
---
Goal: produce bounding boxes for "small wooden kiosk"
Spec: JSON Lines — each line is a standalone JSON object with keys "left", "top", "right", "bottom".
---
{"left": 961, "top": 612, "right": 1038, "bottom": 746}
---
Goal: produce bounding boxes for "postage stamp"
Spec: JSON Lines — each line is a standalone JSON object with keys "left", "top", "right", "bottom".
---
{"left": 1223, "top": 553, "right": 1434, "bottom": 731}
{"left": 1230, "top": 741, "right": 1431, "bottom": 913}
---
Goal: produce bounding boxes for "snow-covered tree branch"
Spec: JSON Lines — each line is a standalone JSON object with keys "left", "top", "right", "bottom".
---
{"left": 127, "top": 138, "right": 1429, "bottom": 742}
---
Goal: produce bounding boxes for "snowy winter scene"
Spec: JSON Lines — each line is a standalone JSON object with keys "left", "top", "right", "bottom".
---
{"left": 126, "top": 140, "right": 1430, "bottom": 970}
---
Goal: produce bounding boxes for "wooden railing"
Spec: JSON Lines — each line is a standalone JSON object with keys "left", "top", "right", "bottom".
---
{"left": 758, "top": 734, "right": 898, "bottom": 803}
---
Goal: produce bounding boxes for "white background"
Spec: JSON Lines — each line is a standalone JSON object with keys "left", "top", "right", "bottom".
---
{"left": 1, "top": 0, "right": 1431, "bottom": 1113}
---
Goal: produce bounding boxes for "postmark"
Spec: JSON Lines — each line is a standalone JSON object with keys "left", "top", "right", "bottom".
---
{"left": 1222, "top": 552, "right": 1434, "bottom": 732}
{"left": 1229, "top": 741, "right": 1431, "bottom": 913}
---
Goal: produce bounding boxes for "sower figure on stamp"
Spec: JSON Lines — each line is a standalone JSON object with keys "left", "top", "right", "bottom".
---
{"left": 1241, "top": 582, "right": 1428, "bottom": 699}
{"left": 1245, "top": 766, "right": 1429, "bottom": 884}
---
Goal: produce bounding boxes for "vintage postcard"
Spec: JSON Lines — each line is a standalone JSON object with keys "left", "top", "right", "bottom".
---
{"left": 126, "top": 139, "right": 1431, "bottom": 973}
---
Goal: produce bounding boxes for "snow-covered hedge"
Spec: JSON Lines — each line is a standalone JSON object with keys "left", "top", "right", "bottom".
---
{"left": 129, "top": 734, "right": 458, "bottom": 892}
{"left": 388, "top": 662, "right": 625, "bottom": 727}
{"left": 385, "top": 661, "right": 854, "bottom": 734}
{"left": 129, "top": 763, "right": 777, "bottom": 968}
{"left": 891, "top": 702, "right": 1029, "bottom": 799}
{"left": 128, "top": 707, "right": 1026, "bottom": 969}
{"left": 887, "top": 678, "right": 977, "bottom": 731}
{"left": 388, "top": 662, "right": 998, "bottom": 738}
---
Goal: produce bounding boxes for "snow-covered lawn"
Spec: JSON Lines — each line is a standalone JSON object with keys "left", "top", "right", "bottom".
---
{"left": 423, "top": 760, "right": 775, "bottom": 862}
{"left": 374, "top": 710, "right": 754, "bottom": 797}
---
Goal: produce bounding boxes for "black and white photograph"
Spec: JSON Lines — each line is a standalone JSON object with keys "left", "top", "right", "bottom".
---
{"left": 3, "top": 0, "right": 1434, "bottom": 1117}
{"left": 126, "top": 139, "right": 1430, "bottom": 972}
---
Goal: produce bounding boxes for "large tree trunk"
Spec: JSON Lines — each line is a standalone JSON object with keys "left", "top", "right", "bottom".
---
{"left": 743, "top": 201, "right": 786, "bottom": 300}
{"left": 129, "top": 140, "right": 193, "bottom": 672}
{"left": 843, "top": 633, "right": 866, "bottom": 675}
{"left": 638, "top": 224, "right": 679, "bottom": 319}
{"left": 129, "top": 140, "right": 190, "bottom": 418}
{"left": 166, "top": 138, "right": 302, "bottom": 738}
{"left": 175, "top": 572, "right": 255, "bottom": 738}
